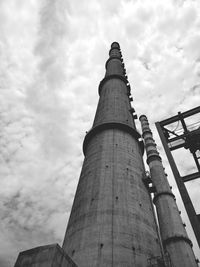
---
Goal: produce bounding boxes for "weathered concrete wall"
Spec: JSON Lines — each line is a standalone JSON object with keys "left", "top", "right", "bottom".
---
{"left": 93, "top": 79, "right": 134, "bottom": 128}
{"left": 106, "top": 59, "right": 124, "bottom": 76}
{"left": 63, "top": 129, "right": 162, "bottom": 266}
{"left": 62, "top": 43, "right": 163, "bottom": 266}
{"left": 14, "top": 244, "right": 78, "bottom": 267}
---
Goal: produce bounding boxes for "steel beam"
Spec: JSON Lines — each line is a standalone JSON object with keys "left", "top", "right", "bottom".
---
{"left": 156, "top": 122, "right": 200, "bottom": 248}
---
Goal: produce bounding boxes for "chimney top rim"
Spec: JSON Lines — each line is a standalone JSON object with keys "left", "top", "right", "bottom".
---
{"left": 111, "top": 42, "right": 120, "bottom": 48}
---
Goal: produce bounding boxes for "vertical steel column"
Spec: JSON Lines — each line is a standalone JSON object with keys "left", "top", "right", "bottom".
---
{"left": 156, "top": 121, "right": 200, "bottom": 248}
{"left": 140, "top": 115, "right": 198, "bottom": 267}
{"left": 193, "top": 152, "right": 200, "bottom": 174}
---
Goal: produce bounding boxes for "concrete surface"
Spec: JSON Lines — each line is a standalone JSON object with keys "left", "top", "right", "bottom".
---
{"left": 14, "top": 244, "right": 78, "bottom": 267}
{"left": 62, "top": 43, "right": 163, "bottom": 266}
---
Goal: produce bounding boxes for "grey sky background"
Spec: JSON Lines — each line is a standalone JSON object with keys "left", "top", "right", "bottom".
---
{"left": 0, "top": 0, "right": 200, "bottom": 266}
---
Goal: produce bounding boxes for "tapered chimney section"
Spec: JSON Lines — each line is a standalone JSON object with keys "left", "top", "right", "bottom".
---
{"left": 14, "top": 43, "right": 199, "bottom": 267}
{"left": 62, "top": 43, "right": 163, "bottom": 266}
{"left": 140, "top": 115, "right": 198, "bottom": 267}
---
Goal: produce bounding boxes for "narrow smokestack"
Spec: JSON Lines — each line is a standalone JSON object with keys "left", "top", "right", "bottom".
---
{"left": 140, "top": 114, "right": 198, "bottom": 267}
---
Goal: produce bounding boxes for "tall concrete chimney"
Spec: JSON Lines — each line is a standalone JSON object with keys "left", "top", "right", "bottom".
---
{"left": 62, "top": 43, "right": 163, "bottom": 266}
{"left": 140, "top": 114, "right": 198, "bottom": 267}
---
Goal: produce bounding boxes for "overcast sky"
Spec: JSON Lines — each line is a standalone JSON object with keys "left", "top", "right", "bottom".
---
{"left": 1, "top": 0, "right": 200, "bottom": 266}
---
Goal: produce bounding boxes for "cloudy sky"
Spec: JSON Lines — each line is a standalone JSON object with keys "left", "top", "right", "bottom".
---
{"left": 1, "top": 0, "right": 200, "bottom": 266}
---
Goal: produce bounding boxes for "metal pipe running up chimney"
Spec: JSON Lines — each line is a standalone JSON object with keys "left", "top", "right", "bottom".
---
{"left": 140, "top": 115, "right": 198, "bottom": 267}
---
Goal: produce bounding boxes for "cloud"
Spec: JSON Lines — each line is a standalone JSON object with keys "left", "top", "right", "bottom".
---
{"left": 1, "top": 0, "right": 200, "bottom": 265}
